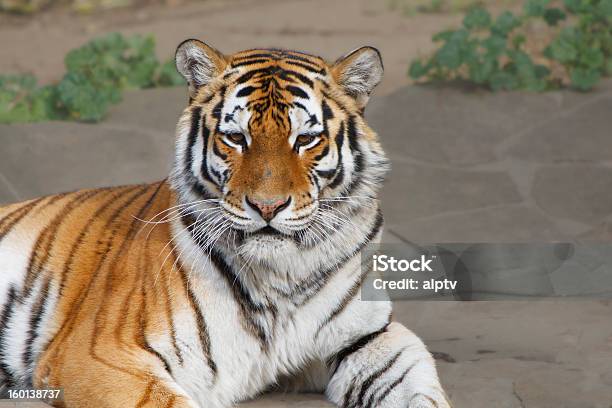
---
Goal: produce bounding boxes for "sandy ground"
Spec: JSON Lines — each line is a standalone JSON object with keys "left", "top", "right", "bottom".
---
{"left": 0, "top": 0, "right": 467, "bottom": 95}
{"left": 1, "top": 1, "right": 612, "bottom": 407}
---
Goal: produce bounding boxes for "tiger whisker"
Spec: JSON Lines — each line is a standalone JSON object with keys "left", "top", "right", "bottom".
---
{"left": 156, "top": 208, "right": 223, "bottom": 287}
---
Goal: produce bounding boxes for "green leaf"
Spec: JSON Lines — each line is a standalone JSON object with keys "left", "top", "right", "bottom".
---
{"left": 570, "top": 68, "right": 600, "bottom": 91}
{"left": 492, "top": 11, "right": 521, "bottom": 36}
{"left": 490, "top": 71, "right": 519, "bottom": 91}
{"left": 606, "top": 58, "right": 612, "bottom": 75}
{"left": 597, "top": 0, "right": 612, "bottom": 18}
{"left": 524, "top": 0, "right": 551, "bottom": 17}
{"left": 468, "top": 58, "right": 496, "bottom": 84}
{"left": 57, "top": 72, "right": 111, "bottom": 122}
{"left": 543, "top": 8, "right": 566, "bottom": 25}
{"left": 563, "top": 0, "right": 588, "bottom": 14}
{"left": 483, "top": 34, "right": 507, "bottom": 57}
{"left": 534, "top": 64, "right": 551, "bottom": 79}
{"left": 30, "top": 85, "right": 61, "bottom": 121}
{"left": 408, "top": 60, "right": 429, "bottom": 79}
{"left": 512, "top": 34, "right": 527, "bottom": 49}
{"left": 579, "top": 47, "right": 605, "bottom": 69}
{"left": 463, "top": 7, "right": 492, "bottom": 29}
{"left": 546, "top": 28, "right": 578, "bottom": 63}
{"left": 434, "top": 29, "right": 470, "bottom": 69}
{"left": 432, "top": 29, "right": 456, "bottom": 42}
{"left": 436, "top": 42, "right": 463, "bottom": 69}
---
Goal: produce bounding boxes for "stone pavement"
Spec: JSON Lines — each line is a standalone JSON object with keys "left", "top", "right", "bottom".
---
{"left": 1, "top": 82, "right": 612, "bottom": 407}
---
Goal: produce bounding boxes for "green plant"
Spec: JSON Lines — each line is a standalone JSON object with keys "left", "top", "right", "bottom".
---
{"left": 0, "top": 32, "right": 185, "bottom": 124}
{"left": 409, "top": 0, "right": 612, "bottom": 91}
{"left": 388, "top": 0, "right": 480, "bottom": 16}
{"left": 0, "top": 75, "right": 60, "bottom": 123}
{"left": 0, "top": 0, "right": 51, "bottom": 14}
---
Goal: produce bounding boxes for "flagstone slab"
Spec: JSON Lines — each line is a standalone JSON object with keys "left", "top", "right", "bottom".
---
{"left": 532, "top": 165, "right": 612, "bottom": 226}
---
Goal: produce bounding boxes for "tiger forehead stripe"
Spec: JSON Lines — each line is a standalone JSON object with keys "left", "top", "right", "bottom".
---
{"left": 232, "top": 48, "right": 324, "bottom": 65}
{"left": 230, "top": 50, "right": 327, "bottom": 75}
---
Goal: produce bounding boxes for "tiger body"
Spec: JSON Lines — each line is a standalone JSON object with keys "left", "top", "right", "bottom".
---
{"left": 0, "top": 43, "right": 450, "bottom": 407}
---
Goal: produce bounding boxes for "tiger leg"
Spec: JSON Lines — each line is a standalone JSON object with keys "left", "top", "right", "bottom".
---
{"left": 36, "top": 355, "right": 198, "bottom": 408}
{"left": 326, "top": 322, "right": 451, "bottom": 408}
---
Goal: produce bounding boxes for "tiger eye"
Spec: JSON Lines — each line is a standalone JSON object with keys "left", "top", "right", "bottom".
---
{"left": 296, "top": 134, "right": 316, "bottom": 147}
{"left": 226, "top": 133, "right": 246, "bottom": 145}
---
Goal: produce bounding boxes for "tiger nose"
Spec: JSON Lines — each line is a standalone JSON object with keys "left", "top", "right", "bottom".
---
{"left": 245, "top": 196, "right": 291, "bottom": 222}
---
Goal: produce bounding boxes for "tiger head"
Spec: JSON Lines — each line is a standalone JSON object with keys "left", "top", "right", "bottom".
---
{"left": 171, "top": 40, "right": 389, "bottom": 257}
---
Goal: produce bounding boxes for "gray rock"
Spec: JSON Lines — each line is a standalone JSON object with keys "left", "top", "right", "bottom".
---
{"left": 532, "top": 165, "right": 612, "bottom": 225}
{"left": 0, "top": 121, "right": 173, "bottom": 204}
{"left": 381, "top": 161, "right": 522, "bottom": 221}
{"left": 365, "top": 84, "right": 608, "bottom": 167}
{"left": 384, "top": 204, "right": 560, "bottom": 243}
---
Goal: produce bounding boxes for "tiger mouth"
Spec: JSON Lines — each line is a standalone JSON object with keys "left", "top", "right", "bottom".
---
{"left": 252, "top": 225, "right": 292, "bottom": 238}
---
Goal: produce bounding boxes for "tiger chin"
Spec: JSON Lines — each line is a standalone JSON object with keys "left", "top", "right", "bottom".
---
{"left": 0, "top": 40, "right": 451, "bottom": 408}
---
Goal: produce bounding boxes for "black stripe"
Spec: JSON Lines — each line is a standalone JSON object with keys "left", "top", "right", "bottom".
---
{"left": 328, "top": 122, "right": 345, "bottom": 189}
{"left": 233, "top": 52, "right": 275, "bottom": 61}
{"left": 211, "top": 86, "right": 227, "bottom": 122}
{"left": 162, "top": 275, "right": 183, "bottom": 366}
{"left": 235, "top": 68, "right": 270, "bottom": 85}
{"left": 321, "top": 89, "right": 350, "bottom": 116}
{"left": 0, "top": 286, "right": 18, "bottom": 387}
{"left": 279, "top": 209, "right": 383, "bottom": 304}
{"left": 316, "top": 168, "right": 334, "bottom": 179}
{"left": 184, "top": 106, "right": 215, "bottom": 197}
{"left": 322, "top": 99, "right": 334, "bottom": 121}
{"left": 285, "top": 85, "right": 309, "bottom": 99}
{"left": 139, "top": 240, "right": 175, "bottom": 378}
{"left": 202, "top": 93, "right": 215, "bottom": 104}
{"left": 212, "top": 140, "right": 227, "bottom": 160}
{"left": 22, "top": 190, "right": 101, "bottom": 300}
{"left": 198, "top": 114, "right": 220, "bottom": 188}
{"left": 342, "top": 379, "right": 357, "bottom": 408}
{"left": 346, "top": 115, "right": 363, "bottom": 173}
{"left": 58, "top": 186, "right": 139, "bottom": 295}
{"left": 208, "top": 249, "right": 269, "bottom": 345}
{"left": 366, "top": 363, "right": 414, "bottom": 408}
{"left": 22, "top": 276, "right": 52, "bottom": 374}
{"left": 284, "top": 60, "right": 326, "bottom": 74}
{"left": 342, "top": 377, "right": 357, "bottom": 408}
{"left": 236, "top": 86, "right": 258, "bottom": 97}
{"left": 180, "top": 215, "right": 270, "bottom": 346}
{"left": 46, "top": 186, "right": 150, "bottom": 361}
{"left": 145, "top": 339, "right": 173, "bottom": 377}
{"left": 231, "top": 58, "right": 270, "bottom": 68}
{"left": 308, "top": 172, "right": 321, "bottom": 191}
{"left": 343, "top": 115, "right": 365, "bottom": 197}
{"left": 88, "top": 184, "right": 164, "bottom": 373}
{"left": 280, "top": 69, "right": 314, "bottom": 88}
{"left": 330, "top": 324, "right": 388, "bottom": 376}
{"left": 292, "top": 101, "right": 309, "bottom": 113}
{"left": 315, "top": 266, "right": 372, "bottom": 337}
{"left": 349, "top": 348, "right": 405, "bottom": 408}
{"left": 175, "top": 253, "right": 217, "bottom": 375}
{"left": 0, "top": 198, "right": 45, "bottom": 242}
{"left": 185, "top": 106, "right": 202, "bottom": 176}
{"left": 280, "top": 52, "right": 323, "bottom": 66}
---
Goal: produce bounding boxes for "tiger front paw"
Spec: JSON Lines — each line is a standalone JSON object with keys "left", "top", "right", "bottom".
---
{"left": 408, "top": 392, "right": 452, "bottom": 408}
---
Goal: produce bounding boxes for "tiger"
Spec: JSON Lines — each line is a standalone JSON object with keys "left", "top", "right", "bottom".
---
{"left": 0, "top": 40, "right": 451, "bottom": 408}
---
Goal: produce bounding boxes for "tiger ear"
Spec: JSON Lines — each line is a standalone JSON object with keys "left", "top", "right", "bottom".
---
{"left": 331, "top": 46, "right": 383, "bottom": 108}
{"left": 175, "top": 39, "right": 228, "bottom": 97}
